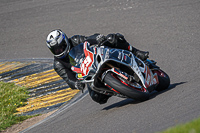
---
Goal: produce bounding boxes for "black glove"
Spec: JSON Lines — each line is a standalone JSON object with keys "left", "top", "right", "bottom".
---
{"left": 96, "top": 34, "right": 106, "bottom": 45}
{"left": 75, "top": 80, "right": 85, "bottom": 90}
{"left": 106, "top": 33, "right": 126, "bottom": 45}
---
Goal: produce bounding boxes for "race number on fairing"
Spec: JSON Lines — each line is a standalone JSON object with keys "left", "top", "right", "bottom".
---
{"left": 71, "top": 41, "right": 94, "bottom": 77}
{"left": 81, "top": 56, "right": 92, "bottom": 75}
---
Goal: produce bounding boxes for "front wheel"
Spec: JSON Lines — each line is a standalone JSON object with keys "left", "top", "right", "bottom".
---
{"left": 103, "top": 72, "right": 150, "bottom": 101}
{"left": 153, "top": 69, "right": 170, "bottom": 91}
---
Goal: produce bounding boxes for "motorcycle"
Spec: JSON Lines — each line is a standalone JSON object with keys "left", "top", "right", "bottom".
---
{"left": 70, "top": 41, "right": 170, "bottom": 101}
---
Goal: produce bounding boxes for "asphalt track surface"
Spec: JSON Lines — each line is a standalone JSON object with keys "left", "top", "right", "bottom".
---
{"left": 1, "top": 0, "right": 200, "bottom": 133}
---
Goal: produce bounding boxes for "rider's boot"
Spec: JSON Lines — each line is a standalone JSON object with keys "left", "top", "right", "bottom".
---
{"left": 131, "top": 47, "right": 149, "bottom": 61}
{"left": 88, "top": 86, "right": 111, "bottom": 104}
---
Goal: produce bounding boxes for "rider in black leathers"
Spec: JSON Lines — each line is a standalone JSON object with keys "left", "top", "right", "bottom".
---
{"left": 46, "top": 29, "right": 149, "bottom": 104}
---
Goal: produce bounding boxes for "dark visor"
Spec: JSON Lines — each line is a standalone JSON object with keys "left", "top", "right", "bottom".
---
{"left": 50, "top": 39, "right": 67, "bottom": 55}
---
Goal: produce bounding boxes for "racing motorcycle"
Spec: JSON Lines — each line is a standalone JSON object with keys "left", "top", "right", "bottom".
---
{"left": 70, "top": 41, "right": 170, "bottom": 101}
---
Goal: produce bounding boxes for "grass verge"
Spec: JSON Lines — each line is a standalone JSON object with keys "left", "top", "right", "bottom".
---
{"left": 0, "top": 81, "right": 33, "bottom": 131}
{"left": 159, "top": 117, "right": 200, "bottom": 133}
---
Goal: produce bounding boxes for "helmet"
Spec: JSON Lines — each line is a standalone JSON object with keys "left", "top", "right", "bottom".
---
{"left": 46, "top": 29, "right": 71, "bottom": 59}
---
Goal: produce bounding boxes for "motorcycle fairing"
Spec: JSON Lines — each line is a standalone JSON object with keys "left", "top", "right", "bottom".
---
{"left": 102, "top": 47, "right": 159, "bottom": 89}
{"left": 71, "top": 41, "right": 94, "bottom": 78}
{"left": 71, "top": 41, "right": 159, "bottom": 90}
{"left": 144, "top": 65, "right": 159, "bottom": 88}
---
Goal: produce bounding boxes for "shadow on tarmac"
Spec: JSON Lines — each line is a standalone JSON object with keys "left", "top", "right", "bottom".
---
{"left": 103, "top": 82, "right": 186, "bottom": 110}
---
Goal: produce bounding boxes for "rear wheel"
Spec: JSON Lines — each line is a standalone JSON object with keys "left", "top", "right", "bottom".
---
{"left": 104, "top": 72, "right": 150, "bottom": 101}
{"left": 153, "top": 69, "right": 170, "bottom": 91}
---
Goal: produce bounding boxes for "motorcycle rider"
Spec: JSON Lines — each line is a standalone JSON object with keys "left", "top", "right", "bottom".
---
{"left": 46, "top": 29, "right": 149, "bottom": 104}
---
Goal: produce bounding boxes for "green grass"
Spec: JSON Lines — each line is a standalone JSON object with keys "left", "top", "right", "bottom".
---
{"left": 159, "top": 117, "right": 200, "bottom": 133}
{"left": 0, "top": 81, "right": 33, "bottom": 131}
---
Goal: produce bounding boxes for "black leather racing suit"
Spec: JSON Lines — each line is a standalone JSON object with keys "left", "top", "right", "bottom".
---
{"left": 54, "top": 33, "right": 137, "bottom": 104}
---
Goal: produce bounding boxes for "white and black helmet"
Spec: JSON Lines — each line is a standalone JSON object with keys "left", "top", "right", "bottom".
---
{"left": 46, "top": 29, "right": 71, "bottom": 58}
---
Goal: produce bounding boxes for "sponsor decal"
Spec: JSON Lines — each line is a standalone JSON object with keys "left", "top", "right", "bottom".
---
{"left": 105, "top": 49, "right": 110, "bottom": 59}
{"left": 96, "top": 34, "right": 104, "bottom": 40}
{"left": 124, "top": 55, "right": 127, "bottom": 61}
{"left": 118, "top": 52, "right": 121, "bottom": 59}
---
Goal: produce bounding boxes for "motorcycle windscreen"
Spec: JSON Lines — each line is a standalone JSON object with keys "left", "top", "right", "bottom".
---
{"left": 68, "top": 43, "right": 85, "bottom": 66}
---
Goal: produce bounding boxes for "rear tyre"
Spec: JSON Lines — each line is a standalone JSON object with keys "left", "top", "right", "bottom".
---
{"left": 153, "top": 70, "right": 170, "bottom": 91}
{"left": 104, "top": 72, "right": 150, "bottom": 101}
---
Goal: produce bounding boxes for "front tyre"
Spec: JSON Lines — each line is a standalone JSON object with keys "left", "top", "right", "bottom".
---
{"left": 153, "top": 69, "right": 170, "bottom": 91}
{"left": 104, "top": 72, "right": 150, "bottom": 101}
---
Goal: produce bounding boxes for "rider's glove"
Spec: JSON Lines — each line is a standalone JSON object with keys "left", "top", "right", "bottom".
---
{"left": 106, "top": 33, "right": 126, "bottom": 45}
{"left": 75, "top": 80, "right": 85, "bottom": 90}
{"left": 96, "top": 34, "right": 106, "bottom": 45}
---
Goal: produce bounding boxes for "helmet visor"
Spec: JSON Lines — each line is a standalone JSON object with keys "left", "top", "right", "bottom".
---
{"left": 50, "top": 38, "right": 67, "bottom": 55}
